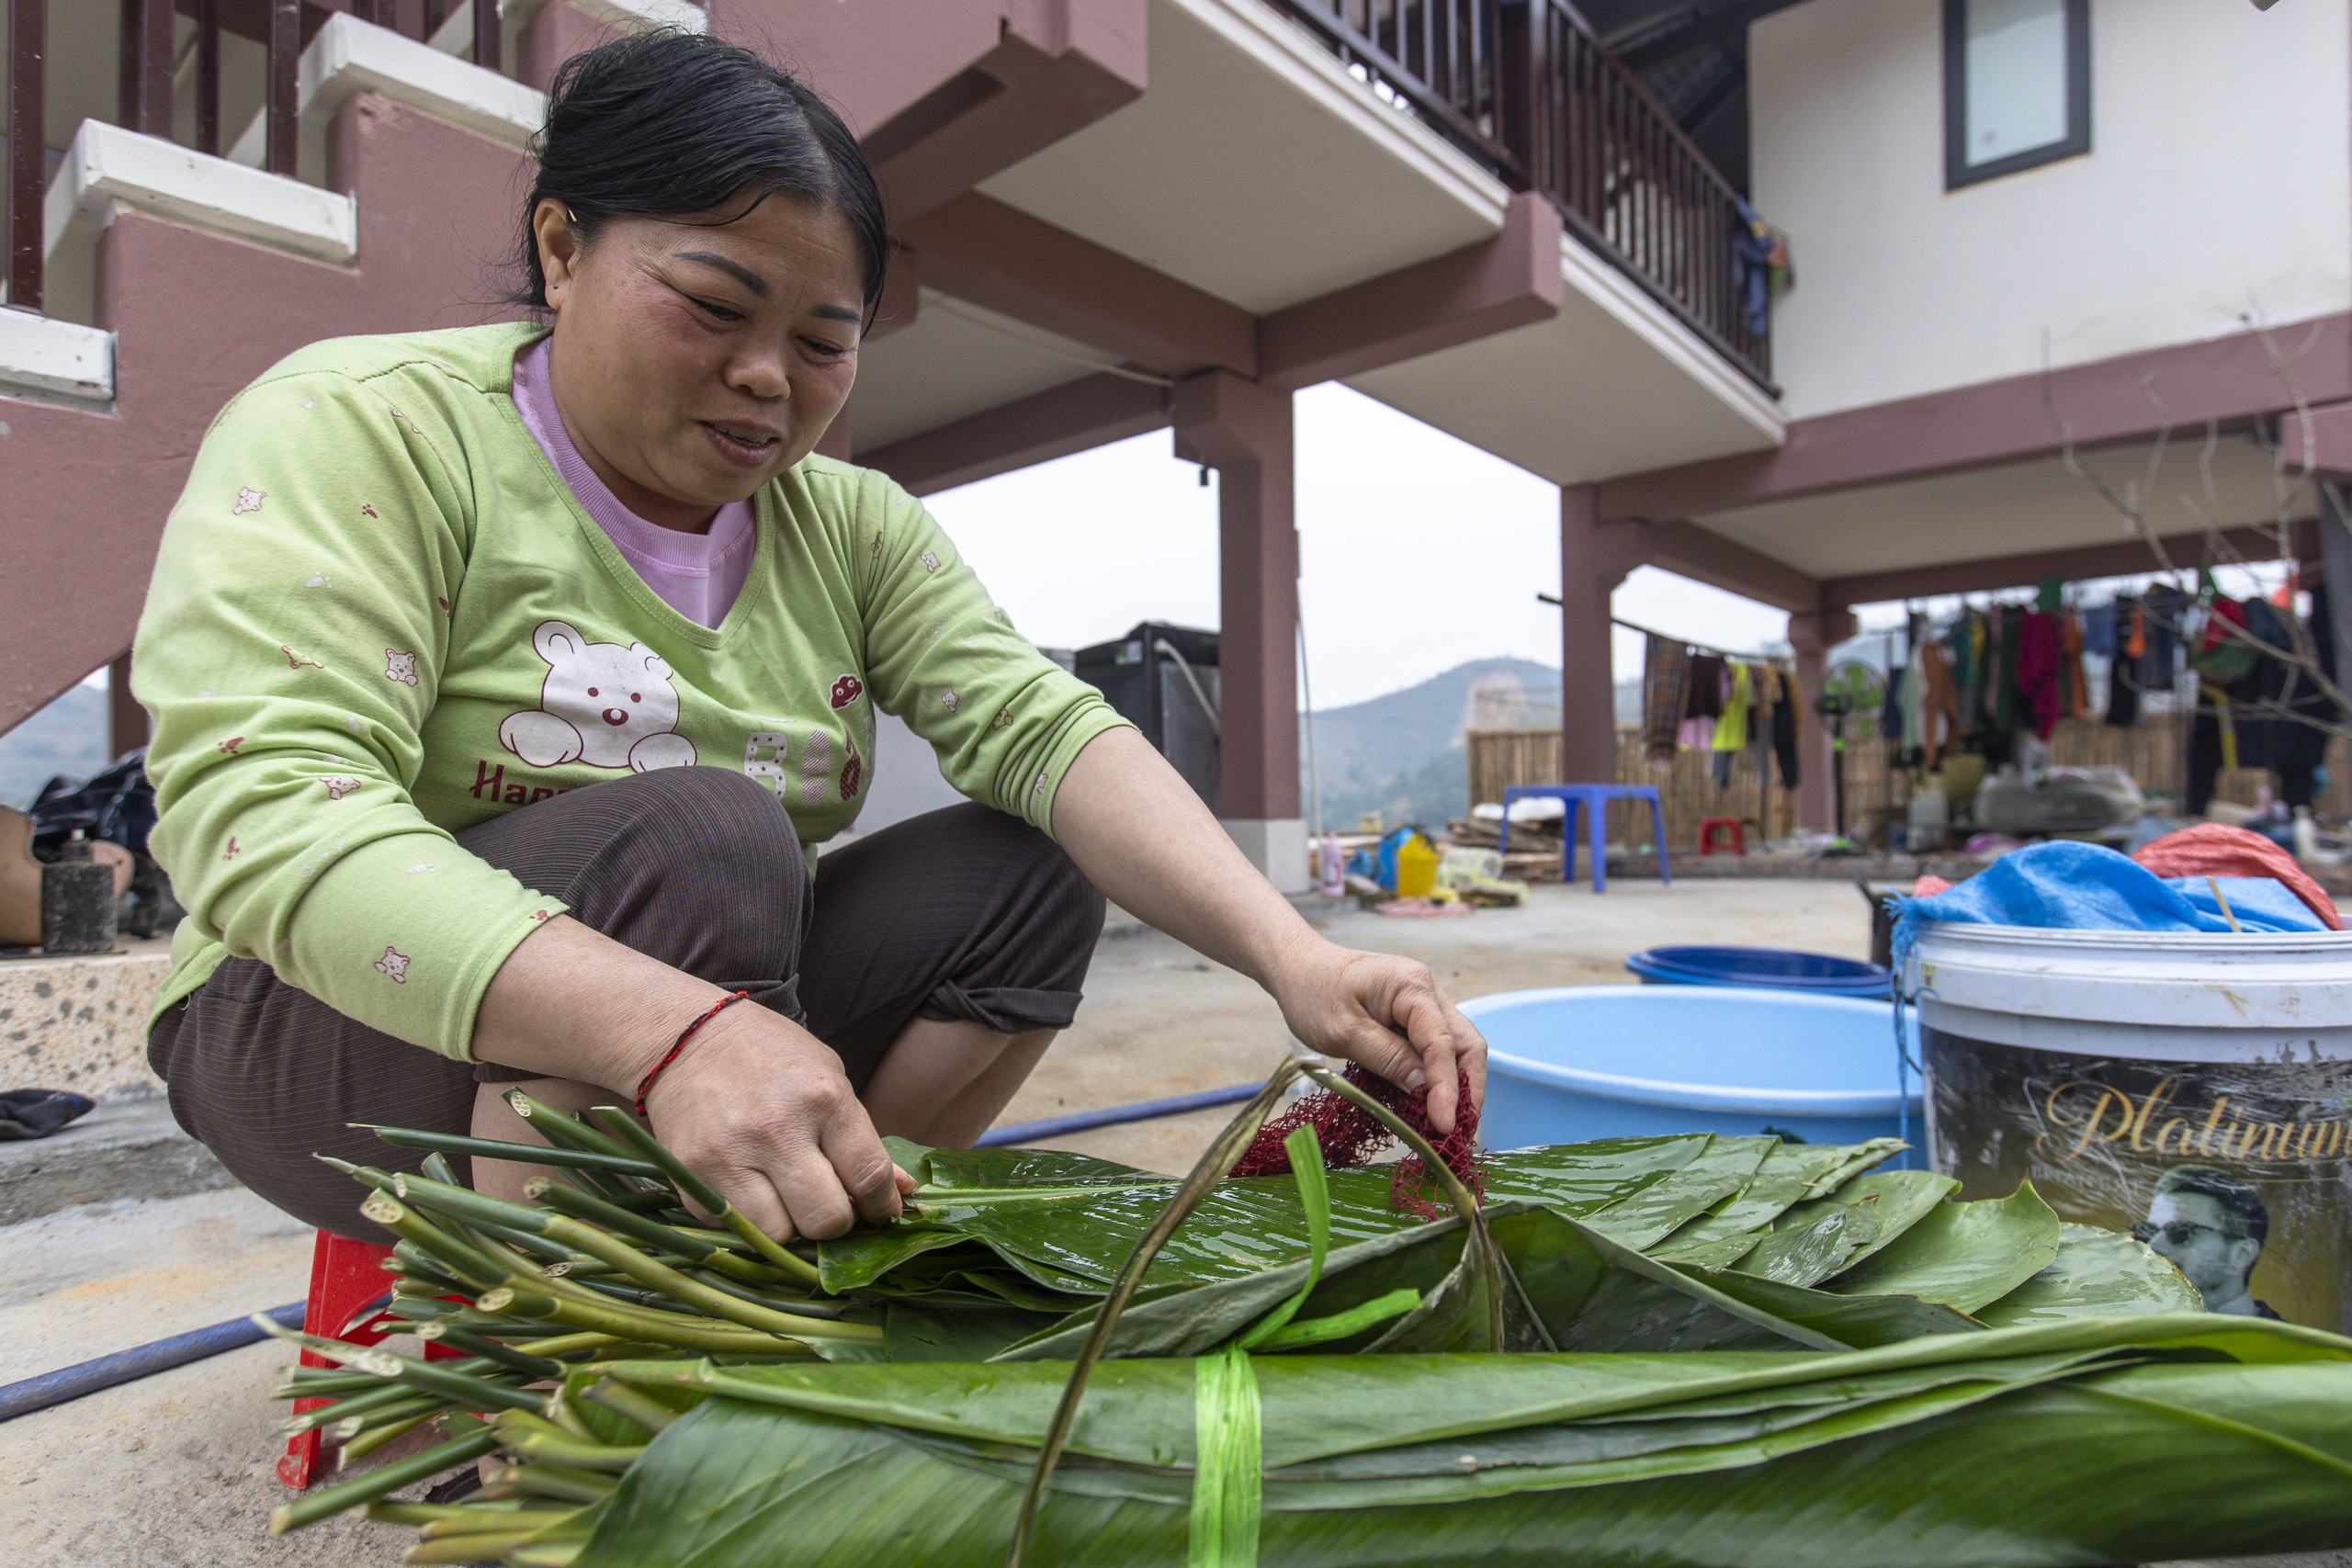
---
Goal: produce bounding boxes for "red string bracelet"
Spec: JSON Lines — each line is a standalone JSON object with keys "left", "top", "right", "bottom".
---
{"left": 635, "top": 990, "right": 750, "bottom": 1116}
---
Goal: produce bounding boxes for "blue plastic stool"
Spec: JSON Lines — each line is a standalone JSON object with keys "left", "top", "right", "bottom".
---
{"left": 1496, "top": 784, "right": 1668, "bottom": 893}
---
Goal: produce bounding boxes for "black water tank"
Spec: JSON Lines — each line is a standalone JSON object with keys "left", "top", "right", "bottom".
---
{"left": 1074, "top": 622, "right": 1220, "bottom": 807}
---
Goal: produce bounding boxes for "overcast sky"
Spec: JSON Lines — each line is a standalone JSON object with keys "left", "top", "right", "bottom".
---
{"left": 927, "top": 382, "right": 1792, "bottom": 711}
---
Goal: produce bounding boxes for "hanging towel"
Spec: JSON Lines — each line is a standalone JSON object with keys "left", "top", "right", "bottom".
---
{"left": 1747, "top": 664, "right": 1777, "bottom": 787}
{"left": 1712, "top": 661, "right": 1752, "bottom": 751}
{"left": 1684, "top": 655, "right": 1726, "bottom": 719}
{"left": 2062, "top": 611, "right": 2089, "bottom": 719}
{"left": 1899, "top": 656, "right": 1926, "bottom": 753}
{"left": 1771, "top": 668, "right": 1801, "bottom": 787}
{"left": 2016, "top": 611, "right": 2064, "bottom": 740}
{"left": 1992, "top": 606, "right": 2024, "bottom": 735}
{"left": 1641, "top": 636, "right": 1690, "bottom": 762}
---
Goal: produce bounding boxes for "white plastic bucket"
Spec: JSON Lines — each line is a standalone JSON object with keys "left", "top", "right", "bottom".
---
{"left": 1907, "top": 922, "right": 2352, "bottom": 1334}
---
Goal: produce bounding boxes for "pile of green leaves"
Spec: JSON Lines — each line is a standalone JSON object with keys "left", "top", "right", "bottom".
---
{"left": 578, "top": 1314, "right": 2352, "bottom": 1568}
{"left": 257, "top": 1067, "right": 2352, "bottom": 1568}
{"left": 838, "top": 1131, "right": 2198, "bottom": 1363}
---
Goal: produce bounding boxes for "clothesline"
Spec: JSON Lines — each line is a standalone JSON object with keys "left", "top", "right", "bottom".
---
{"left": 1529, "top": 595, "right": 1794, "bottom": 666}
{"left": 1609, "top": 615, "right": 1793, "bottom": 667}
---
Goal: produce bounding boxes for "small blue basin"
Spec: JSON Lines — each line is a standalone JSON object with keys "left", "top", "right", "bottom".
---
{"left": 1463, "top": 985, "right": 1921, "bottom": 1154}
{"left": 1625, "top": 944, "right": 1891, "bottom": 998}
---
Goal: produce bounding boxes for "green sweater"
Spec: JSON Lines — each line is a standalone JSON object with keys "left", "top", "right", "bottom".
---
{"left": 135, "top": 323, "right": 1126, "bottom": 1061}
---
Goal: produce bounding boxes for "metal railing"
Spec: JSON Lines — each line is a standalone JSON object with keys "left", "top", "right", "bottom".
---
{"left": 1273, "top": 0, "right": 1517, "bottom": 172}
{"left": 4, "top": 0, "right": 510, "bottom": 316}
{"left": 1271, "top": 0, "right": 1771, "bottom": 389}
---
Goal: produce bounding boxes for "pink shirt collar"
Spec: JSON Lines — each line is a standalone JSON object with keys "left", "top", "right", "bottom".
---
{"left": 511, "top": 335, "right": 757, "bottom": 629}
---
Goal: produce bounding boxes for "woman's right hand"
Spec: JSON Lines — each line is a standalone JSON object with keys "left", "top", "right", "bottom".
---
{"left": 639, "top": 1002, "right": 912, "bottom": 1240}
{"left": 472, "top": 914, "right": 909, "bottom": 1241}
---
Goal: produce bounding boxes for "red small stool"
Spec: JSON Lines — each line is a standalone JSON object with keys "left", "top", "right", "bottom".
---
{"left": 1697, "top": 818, "right": 1747, "bottom": 856}
{"left": 277, "top": 1229, "right": 458, "bottom": 1489}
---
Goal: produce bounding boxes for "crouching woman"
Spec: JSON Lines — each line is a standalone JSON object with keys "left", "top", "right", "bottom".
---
{"left": 133, "top": 30, "right": 1483, "bottom": 1245}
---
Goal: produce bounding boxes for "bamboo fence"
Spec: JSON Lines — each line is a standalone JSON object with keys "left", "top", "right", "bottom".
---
{"left": 1466, "top": 716, "right": 2352, "bottom": 852}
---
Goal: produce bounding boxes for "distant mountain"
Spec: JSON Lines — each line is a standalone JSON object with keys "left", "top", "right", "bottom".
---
{"left": 0, "top": 682, "right": 110, "bottom": 808}
{"left": 1303, "top": 658, "right": 1558, "bottom": 831}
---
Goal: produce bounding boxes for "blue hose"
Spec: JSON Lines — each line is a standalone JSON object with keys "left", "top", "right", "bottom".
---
{"left": 978, "top": 1083, "right": 1262, "bottom": 1145}
{"left": 0, "top": 1300, "right": 305, "bottom": 1424}
{"left": 1, "top": 1084, "right": 1266, "bottom": 1422}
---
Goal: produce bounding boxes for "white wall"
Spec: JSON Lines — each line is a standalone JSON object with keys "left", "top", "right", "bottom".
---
{"left": 1751, "top": 0, "right": 2352, "bottom": 420}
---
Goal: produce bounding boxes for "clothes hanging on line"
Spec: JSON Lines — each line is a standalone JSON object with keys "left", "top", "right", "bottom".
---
{"left": 1711, "top": 662, "right": 1754, "bottom": 753}
{"left": 2103, "top": 592, "right": 2143, "bottom": 728}
{"left": 1919, "top": 635, "right": 1960, "bottom": 768}
{"left": 1635, "top": 635, "right": 1799, "bottom": 794}
{"left": 1640, "top": 635, "right": 1690, "bottom": 763}
{"left": 1883, "top": 567, "right": 2332, "bottom": 809}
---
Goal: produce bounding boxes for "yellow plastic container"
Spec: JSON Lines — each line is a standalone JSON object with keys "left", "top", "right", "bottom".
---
{"left": 1394, "top": 832, "right": 1442, "bottom": 898}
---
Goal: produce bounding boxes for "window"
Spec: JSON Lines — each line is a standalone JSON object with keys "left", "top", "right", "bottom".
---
{"left": 1943, "top": 0, "right": 2090, "bottom": 188}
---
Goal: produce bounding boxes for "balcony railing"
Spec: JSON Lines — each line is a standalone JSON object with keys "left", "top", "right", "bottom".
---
{"left": 1271, "top": 0, "right": 1772, "bottom": 390}
{"left": 4, "top": 0, "right": 511, "bottom": 317}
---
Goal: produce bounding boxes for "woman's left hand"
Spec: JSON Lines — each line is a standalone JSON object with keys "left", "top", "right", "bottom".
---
{"left": 1054, "top": 729, "right": 1489, "bottom": 1132}
{"left": 1265, "top": 936, "right": 1487, "bottom": 1135}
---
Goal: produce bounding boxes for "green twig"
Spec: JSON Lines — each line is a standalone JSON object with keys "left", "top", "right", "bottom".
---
{"left": 269, "top": 1422, "right": 499, "bottom": 1535}
{"left": 583, "top": 1106, "right": 829, "bottom": 1290}
{"left": 364, "top": 1123, "right": 662, "bottom": 1179}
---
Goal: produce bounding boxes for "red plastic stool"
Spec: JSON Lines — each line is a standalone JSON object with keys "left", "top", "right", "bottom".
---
{"left": 277, "top": 1229, "right": 458, "bottom": 1489}
{"left": 1696, "top": 818, "right": 1747, "bottom": 856}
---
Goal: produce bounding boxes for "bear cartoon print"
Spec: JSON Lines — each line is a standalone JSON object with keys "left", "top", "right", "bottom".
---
{"left": 500, "top": 620, "right": 697, "bottom": 772}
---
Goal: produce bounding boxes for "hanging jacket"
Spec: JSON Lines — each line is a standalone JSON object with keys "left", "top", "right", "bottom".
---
{"left": 2141, "top": 585, "right": 2188, "bottom": 694}
{"left": 2105, "top": 593, "right": 2143, "bottom": 728}
{"left": 1771, "top": 667, "right": 1801, "bottom": 787}
{"left": 1992, "top": 605, "right": 2024, "bottom": 736}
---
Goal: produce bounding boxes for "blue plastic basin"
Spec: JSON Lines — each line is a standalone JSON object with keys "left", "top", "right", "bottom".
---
{"left": 1463, "top": 985, "right": 1921, "bottom": 1153}
{"left": 1625, "top": 944, "right": 1891, "bottom": 998}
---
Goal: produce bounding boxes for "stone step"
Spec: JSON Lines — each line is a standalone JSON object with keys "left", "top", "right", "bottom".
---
{"left": 0, "top": 935, "right": 173, "bottom": 1100}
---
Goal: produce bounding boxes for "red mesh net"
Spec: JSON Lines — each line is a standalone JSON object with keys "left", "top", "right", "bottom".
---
{"left": 1230, "top": 1064, "right": 1484, "bottom": 1219}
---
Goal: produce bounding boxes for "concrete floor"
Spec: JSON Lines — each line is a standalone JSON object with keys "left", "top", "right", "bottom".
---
{"left": 0, "top": 880, "right": 1877, "bottom": 1566}
{"left": 1001, "top": 875, "right": 1873, "bottom": 1173}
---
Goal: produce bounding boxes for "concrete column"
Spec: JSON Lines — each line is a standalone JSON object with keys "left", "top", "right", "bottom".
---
{"left": 1788, "top": 605, "right": 1855, "bottom": 834}
{"left": 1558, "top": 486, "right": 1633, "bottom": 782}
{"left": 1173, "top": 370, "right": 1306, "bottom": 893}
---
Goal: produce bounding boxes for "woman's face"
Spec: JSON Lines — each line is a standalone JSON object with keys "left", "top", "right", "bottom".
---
{"left": 534, "top": 192, "right": 865, "bottom": 530}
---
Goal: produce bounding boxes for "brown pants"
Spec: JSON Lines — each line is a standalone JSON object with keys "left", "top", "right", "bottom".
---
{"left": 149, "top": 767, "right": 1104, "bottom": 1239}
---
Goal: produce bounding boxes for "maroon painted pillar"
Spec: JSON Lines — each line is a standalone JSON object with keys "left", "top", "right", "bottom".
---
{"left": 109, "top": 652, "right": 149, "bottom": 756}
{"left": 1559, "top": 485, "right": 1633, "bottom": 784}
{"left": 1173, "top": 369, "right": 1306, "bottom": 892}
{"left": 1788, "top": 604, "right": 1855, "bottom": 834}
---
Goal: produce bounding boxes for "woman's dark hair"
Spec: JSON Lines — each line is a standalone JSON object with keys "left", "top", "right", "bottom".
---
{"left": 515, "top": 30, "right": 888, "bottom": 315}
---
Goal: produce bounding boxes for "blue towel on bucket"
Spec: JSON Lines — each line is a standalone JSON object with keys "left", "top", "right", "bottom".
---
{"left": 1892, "top": 840, "right": 2324, "bottom": 974}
